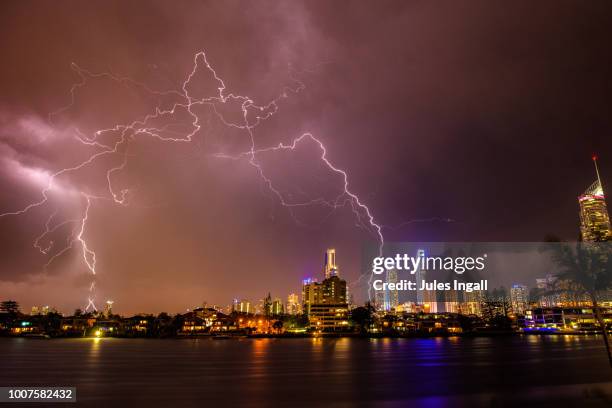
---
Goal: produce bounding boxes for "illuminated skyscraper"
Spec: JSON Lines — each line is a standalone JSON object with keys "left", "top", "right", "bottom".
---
{"left": 423, "top": 287, "right": 438, "bottom": 313}
{"left": 242, "top": 300, "right": 252, "bottom": 314}
{"left": 324, "top": 248, "right": 338, "bottom": 278}
{"left": 386, "top": 269, "right": 399, "bottom": 311}
{"left": 415, "top": 249, "right": 427, "bottom": 305}
{"left": 414, "top": 249, "right": 438, "bottom": 313}
{"left": 287, "top": 293, "right": 301, "bottom": 315}
{"left": 104, "top": 300, "right": 114, "bottom": 317}
{"left": 460, "top": 291, "right": 483, "bottom": 316}
{"left": 302, "top": 278, "right": 320, "bottom": 315}
{"left": 304, "top": 249, "right": 349, "bottom": 330}
{"left": 236, "top": 299, "right": 252, "bottom": 314}
{"left": 271, "top": 298, "right": 283, "bottom": 316}
{"left": 373, "top": 267, "right": 393, "bottom": 312}
{"left": 374, "top": 289, "right": 385, "bottom": 311}
{"left": 579, "top": 156, "right": 611, "bottom": 242}
{"left": 30, "top": 305, "right": 54, "bottom": 316}
{"left": 510, "top": 284, "right": 528, "bottom": 314}
{"left": 319, "top": 276, "right": 347, "bottom": 305}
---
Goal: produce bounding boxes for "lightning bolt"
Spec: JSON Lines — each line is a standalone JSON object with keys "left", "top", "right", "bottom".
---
{"left": 1, "top": 49, "right": 451, "bottom": 308}
{"left": 215, "top": 133, "right": 384, "bottom": 247}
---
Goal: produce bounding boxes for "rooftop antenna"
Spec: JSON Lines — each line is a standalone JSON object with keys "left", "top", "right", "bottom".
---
{"left": 593, "top": 154, "right": 604, "bottom": 195}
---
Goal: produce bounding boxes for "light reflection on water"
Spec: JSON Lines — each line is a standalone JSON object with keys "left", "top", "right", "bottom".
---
{"left": 1, "top": 336, "right": 612, "bottom": 407}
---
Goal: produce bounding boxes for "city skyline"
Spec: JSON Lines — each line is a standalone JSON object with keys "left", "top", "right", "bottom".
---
{"left": 3, "top": 3, "right": 612, "bottom": 407}
{"left": 2, "top": 152, "right": 610, "bottom": 315}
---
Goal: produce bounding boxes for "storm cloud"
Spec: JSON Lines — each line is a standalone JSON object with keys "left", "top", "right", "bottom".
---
{"left": 1, "top": 1, "right": 611, "bottom": 314}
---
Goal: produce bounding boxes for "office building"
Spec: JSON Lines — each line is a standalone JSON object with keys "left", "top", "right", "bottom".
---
{"left": 324, "top": 248, "right": 338, "bottom": 278}
{"left": 271, "top": 298, "right": 283, "bottom": 316}
{"left": 510, "top": 284, "right": 529, "bottom": 315}
{"left": 286, "top": 293, "right": 301, "bottom": 315}
{"left": 303, "top": 249, "right": 349, "bottom": 330}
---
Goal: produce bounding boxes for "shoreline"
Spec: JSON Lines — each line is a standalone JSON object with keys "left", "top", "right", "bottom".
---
{"left": 3, "top": 330, "right": 609, "bottom": 340}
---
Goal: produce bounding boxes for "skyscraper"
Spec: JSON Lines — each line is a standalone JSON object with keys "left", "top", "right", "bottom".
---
{"left": 324, "top": 248, "right": 338, "bottom": 278}
{"left": 301, "top": 278, "right": 320, "bottom": 315}
{"left": 510, "top": 284, "right": 528, "bottom": 314}
{"left": 415, "top": 249, "right": 426, "bottom": 305}
{"left": 286, "top": 293, "right": 300, "bottom": 315}
{"left": 241, "top": 300, "right": 252, "bottom": 314}
{"left": 579, "top": 156, "right": 611, "bottom": 242}
{"left": 104, "top": 300, "right": 114, "bottom": 317}
{"left": 373, "top": 268, "right": 395, "bottom": 312}
{"left": 460, "top": 290, "right": 483, "bottom": 316}
{"left": 374, "top": 288, "right": 386, "bottom": 311}
{"left": 423, "top": 287, "right": 438, "bottom": 313}
{"left": 413, "top": 249, "right": 439, "bottom": 313}
{"left": 304, "top": 249, "right": 349, "bottom": 330}
{"left": 271, "top": 298, "right": 284, "bottom": 316}
{"left": 386, "top": 269, "right": 399, "bottom": 311}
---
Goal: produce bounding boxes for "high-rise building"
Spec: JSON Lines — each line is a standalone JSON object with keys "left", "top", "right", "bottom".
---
{"left": 510, "top": 284, "right": 528, "bottom": 314}
{"left": 271, "top": 298, "right": 283, "bottom": 316}
{"left": 241, "top": 300, "right": 252, "bottom": 314}
{"left": 414, "top": 249, "right": 438, "bottom": 312}
{"left": 347, "top": 285, "right": 353, "bottom": 307}
{"left": 30, "top": 305, "right": 54, "bottom": 315}
{"left": 301, "top": 278, "right": 320, "bottom": 315}
{"left": 387, "top": 269, "right": 399, "bottom": 311}
{"left": 104, "top": 300, "right": 114, "bottom": 317}
{"left": 415, "top": 249, "right": 427, "bottom": 305}
{"left": 374, "top": 289, "right": 386, "bottom": 312}
{"left": 321, "top": 276, "right": 347, "bottom": 304}
{"left": 324, "top": 248, "right": 338, "bottom": 278}
{"left": 302, "top": 275, "right": 348, "bottom": 312}
{"left": 304, "top": 249, "right": 349, "bottom": 331}
{"left": 286, "top": 293, "right": 301, "bottom": 315}
{"left": 460, "top": 290, "right": 483, "bottom": 316}
{"left": 423, "top": 288, "right": 438, "bottom": 313}
{"left": 235, "top": 299, "right": 252, "bottom": 314}
{"left": 579, "top": 156, "right": 611, "bottom": 242}
{"left": 442, "top": 290, "right": 459, "bottom": 313}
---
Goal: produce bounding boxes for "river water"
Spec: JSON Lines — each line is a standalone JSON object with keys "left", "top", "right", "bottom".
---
{"left": 2, "top": 335, "right": 612, "bottom": 407}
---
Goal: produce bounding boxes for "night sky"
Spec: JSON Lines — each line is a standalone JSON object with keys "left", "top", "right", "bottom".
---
{"left": 1, "top": 1, "right": 612, "bottom": 314}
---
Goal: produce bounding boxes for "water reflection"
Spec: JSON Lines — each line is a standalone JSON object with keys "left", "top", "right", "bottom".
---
{"left": 0, "top": 336, "right": 610, "bottom": 407}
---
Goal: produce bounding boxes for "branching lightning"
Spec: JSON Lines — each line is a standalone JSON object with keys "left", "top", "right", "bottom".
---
{"left": 1, "top": 50, "right": 452, "bottom": 308}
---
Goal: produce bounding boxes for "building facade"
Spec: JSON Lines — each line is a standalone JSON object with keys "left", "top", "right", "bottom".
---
{"left": 286, "top": 293, "right": 301, "bottom": 315}
{"left": 510, "top": 284, "right": 528, "bottom": 315}
{"left": 302, "top": 278, "right": 320, "bottom": 315}
{"left": 579, "top": 157, "right": 611, "bottom": 242}
{"left": 324, "top": 248, "right": 338, "bottom": 278}
{"left": 303, "top": 249, "right": 349, "bottom": 331}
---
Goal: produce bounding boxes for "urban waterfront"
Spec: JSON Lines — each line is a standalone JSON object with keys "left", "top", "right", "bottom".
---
{"left": 2, "top": 336, "right": 611, "bottom": 407}
{"left": 2, "top": 3, "right": 612, "bottom": 407}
